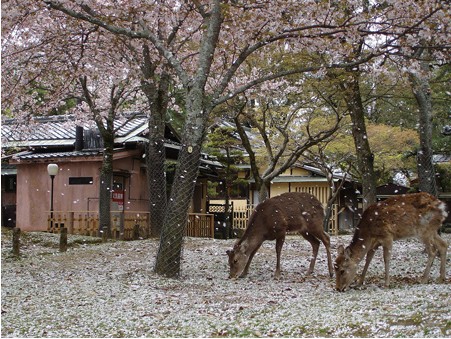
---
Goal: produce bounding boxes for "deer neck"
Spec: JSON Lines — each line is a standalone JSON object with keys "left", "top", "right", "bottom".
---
{"left": 239, "top": 231, "right": 264, "bottom": 255}
{"left": 348, "top": 231, "right": 374, "bottom": 262}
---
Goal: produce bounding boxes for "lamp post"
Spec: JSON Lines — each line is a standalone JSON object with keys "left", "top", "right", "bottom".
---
{"left": 47, "top": 163, "right": 58, "bottom": 230}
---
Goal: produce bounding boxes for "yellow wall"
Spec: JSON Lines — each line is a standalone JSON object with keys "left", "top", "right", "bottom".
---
{"left": 269, "top": 183, "right": 290, "bottom": 196}
{"left": 291, "top": 182, "right": 330, "bottom": 205}
{"left": 269, "top": 182, "right": 330, "bottom": 205}
{"left": 278, "top": 167, "right": 310, "bottom": 176}
{"left": 237, "top": 170, "right": 247, "bottom": 179}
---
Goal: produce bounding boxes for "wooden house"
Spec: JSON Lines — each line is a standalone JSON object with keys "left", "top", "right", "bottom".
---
{"left": 1, "top": 115, "right": 221, "bottom": 237}
{"left": 208, "top": 163, "right": 362, "bottom": 235}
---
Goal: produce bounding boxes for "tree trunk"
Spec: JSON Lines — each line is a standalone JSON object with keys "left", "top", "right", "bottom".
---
{"left": 99, "top": 137, "right": 114, "bottom": 237}
{"left": 154, "top": 87, "right": 210, "bottom": 277}
{"left": 224, "top": 151, "right": 232, "bottom": 239}
{"left": 141, "top": 47, "right": 170, "bottom": 238}
{"left": 323, "top": 203, "right": 334, "bottom": 232}
{"left": 343, "top": 73, "right": 377, "bottom": 210}
{"left": 154, "top": 142, "right": 203, "bottom": 277}
{"left": 224, "top": 187, "right": 232, "bottom": 239}
{"left": 408, "top": 65, "right": 437, "bottom": 196}
{"left": 258, "top": 181, "right": 270, "bottom": 203}
{"left": 323, "top": 175, "right": 348, "bottom": 233}
{"left": 144, "top": 101, "right": 167, "bottom": 238}
{"left": 153, "top": 0, "right": 223, "bottom": 277}
{"left": 146, "top": 135, "right": 167, "bottom": 237}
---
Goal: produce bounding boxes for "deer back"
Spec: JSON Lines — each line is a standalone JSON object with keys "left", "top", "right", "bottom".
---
{"left": 352, "top": 192, "right": 447, "bottom": 243}
{"left": 241, "top": 192, "right": 324, "bottom": 241}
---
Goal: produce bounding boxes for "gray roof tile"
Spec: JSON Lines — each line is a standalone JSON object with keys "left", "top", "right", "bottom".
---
{"left": 2, "top": 114, "right": 148, "bottom": 148}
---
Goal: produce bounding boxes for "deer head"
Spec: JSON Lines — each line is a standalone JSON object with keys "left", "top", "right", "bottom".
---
{"left": 334, "top": 245, "right": 358, "bottom": 292}
{"left": 226, "top": 241, "right": 249, "bottom": 278}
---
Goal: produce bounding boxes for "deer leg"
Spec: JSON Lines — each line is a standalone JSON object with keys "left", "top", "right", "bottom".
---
{"left": 240, "top": 245, "right": 261, "bottom": 278}
{"left": 382, "top": 243, "right": 393, "bottom": 287}
{"left": 301, "top": 233, "right": 320, "bottom": 275}
{"left": 359, "top": 245, "right": 378, "bottom": 285}
{"left": 434, "top": 234, "right": 448, "bottom": 283}
{"left": 420, "top": 238, "right": 437, "bottom": 284}
{"left": 317, "top": 231, "right": 334, "bottom": 277}
{"left": 274, "top": 236, "right": 285, "bottom": 279}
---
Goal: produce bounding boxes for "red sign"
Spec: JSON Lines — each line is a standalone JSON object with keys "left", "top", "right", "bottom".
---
{"left": 112, "top": 191, "right": 124, "bottom": 203}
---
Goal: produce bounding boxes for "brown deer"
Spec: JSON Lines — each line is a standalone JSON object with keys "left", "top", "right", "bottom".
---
{"left": 226, "top": 192, "right": 334, "bottom": 279}
{"left": 335, "top": 192, "right": 448, "bottom": 291}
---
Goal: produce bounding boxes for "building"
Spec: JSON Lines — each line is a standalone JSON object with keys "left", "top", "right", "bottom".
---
{"left": 1, "top": 114, "right": 221, "bottom": 235}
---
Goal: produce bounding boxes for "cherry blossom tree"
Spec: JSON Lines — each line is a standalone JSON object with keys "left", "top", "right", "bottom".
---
{"left": 232, "top": 81, "right": 343, "bottom": 202}
{"left": 2, "top": 3, "right": 146, "bottom": 236}
{"left": 3, "top": 0, "right": 449, "bottom": 277}
{"left": 406, "top": 48, "right": 439, "bottom": 196}
{"left": 34, "top": 0, "right": 360, "bottom": 277}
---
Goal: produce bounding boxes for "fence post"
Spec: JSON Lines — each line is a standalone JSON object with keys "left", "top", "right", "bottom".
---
{"left": 209, "top": 214, "right": 214, "bottom": 238}
{"left": 194, "top": 216, "right": 199, "bottom": 238}
{"left": 133, "top": 224, "right": 140, "bottom": 240}
{"left": 68, "top": 212, "right": 74, "bottom": 234}
{"left": 12, "top": 227, "right": 20, "bottom": 256}
{"left": 102, "top": 226, "right": 108, "bottom": 242}
{"left": 60, "top": 227, "right": 68, "bottom": 252}
{"left": 120, "top": 212, "right": 125, "bottom": 240}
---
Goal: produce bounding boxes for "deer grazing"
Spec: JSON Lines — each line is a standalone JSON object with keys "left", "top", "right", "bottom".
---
{"left": 226, "top": 192, "right": 334, "bottom": 279}
{"left": 335, "top": 192, "right": 448, "bottom": 291}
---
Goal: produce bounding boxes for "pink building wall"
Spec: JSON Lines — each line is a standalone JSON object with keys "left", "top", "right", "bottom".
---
{"left": 13, "top": 150, "right": 149, "bottom": 232}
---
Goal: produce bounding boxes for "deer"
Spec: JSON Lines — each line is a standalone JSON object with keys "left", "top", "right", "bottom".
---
{"left": 226, "top": 192, "right": 334, "bottom": 279}
{"left": 335, "top": 192, "right": 448, "bottom": 292}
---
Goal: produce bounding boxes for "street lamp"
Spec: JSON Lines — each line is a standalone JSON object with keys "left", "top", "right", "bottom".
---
{"left": 47, "top": 163, "right": 59, "bottom": 230}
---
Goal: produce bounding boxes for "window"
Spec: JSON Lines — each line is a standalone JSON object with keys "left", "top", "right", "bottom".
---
{"left": 69, "top": 177, "right": 93, "bottom": 185}
{"left": 4, "top": 176, "right": 16, "bottom": 192}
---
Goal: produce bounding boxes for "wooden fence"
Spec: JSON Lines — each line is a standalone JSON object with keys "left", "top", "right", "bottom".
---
{"left": 230, "top": 203, "right": 339, "bottom": 235}
{"left": 186, "top": 214, "right": 215, "bottom": 238}
{"left": 231, "top": 204, "right": 256, "bottom": 230}
{"left": 47, "top": 211, "right": 149, "bottom": 240}
{"left": 47, "top": 203, "right": 338, "bottom": 240}
{"left": 48, "top": 211, "right": 216, "bottom": 239}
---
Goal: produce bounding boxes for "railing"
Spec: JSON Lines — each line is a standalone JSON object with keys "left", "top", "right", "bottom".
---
{"left": 48, "top": 211, "right": 216, "bottom": 239}
{"left": 47, "top": 203, "right": 338, "bottom": 240}
{"left": 231, "top": 203, "right": 339, "bottom": 235}
{"left": 327, "top": 204, "right": 339, "bottom": 236}
{"left": 232, "top": 204, "right": 256, "bottom": 230}
{"left": 48, "top": 211, "right": 149, "bottom": 240}
{"left": 186, "top": 213, "right": 215, "bottom": 238}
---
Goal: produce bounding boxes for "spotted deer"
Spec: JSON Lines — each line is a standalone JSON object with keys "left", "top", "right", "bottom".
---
{"left": 226, "top": 192, "right": 334, "bottom": 279}
{"left": 335, "top": 192, "right": 448, "bottom": 291}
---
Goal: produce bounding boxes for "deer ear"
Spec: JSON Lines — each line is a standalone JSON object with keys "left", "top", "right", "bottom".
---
{"left": 337, "top": 245, "right": 345, "bottom": 256}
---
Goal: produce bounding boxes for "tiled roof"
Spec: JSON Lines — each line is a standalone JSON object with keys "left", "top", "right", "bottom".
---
{"left": 14, "top": 150, "right": 102, "bottom": 160}
{"left": 433, "top": 154, "right": 451, "bottom": 163}
{"left": 2, "top": 115, "right": 223, "bottom": 169}
{"left": 1, "top": 114, "right": 148, "bottom": 148}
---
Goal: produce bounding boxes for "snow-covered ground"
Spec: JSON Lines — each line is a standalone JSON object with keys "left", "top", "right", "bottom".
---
{"left": 1, "top": 229, "right": 450, "bottom": 337}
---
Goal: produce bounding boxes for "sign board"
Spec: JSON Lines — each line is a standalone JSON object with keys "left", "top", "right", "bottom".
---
{"left": 112, "top": 191, "right": 124, "bottom": 203}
